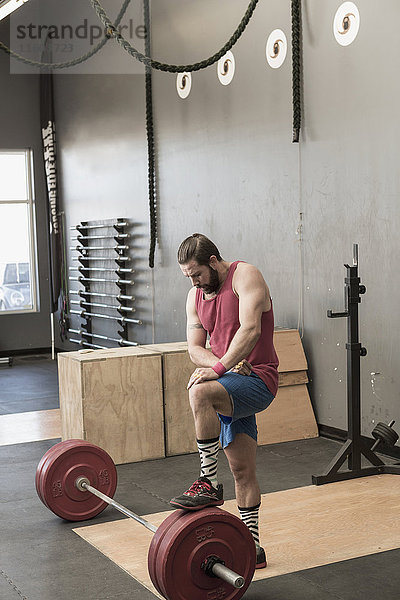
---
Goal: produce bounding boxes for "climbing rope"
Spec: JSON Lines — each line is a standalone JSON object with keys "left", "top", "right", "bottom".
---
{"left": 143, "top": 0, "right": 157, "bottom": 268}
{"left": 90, "top": 0, "right": 259, "bottom": 73}
{"left": 291, "top": 0, "right": 302, "bottom": 142}
{"left": 0, "top": 0, "right": 131, "bottom": 69}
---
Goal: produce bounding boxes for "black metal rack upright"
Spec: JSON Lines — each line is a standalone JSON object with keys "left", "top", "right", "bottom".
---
{"left": 312, "top": 244, "right": 400, "bottom": 485}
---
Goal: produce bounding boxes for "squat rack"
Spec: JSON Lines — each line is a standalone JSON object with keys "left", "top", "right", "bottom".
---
{"left": 312, "top": 244, "right": 400, "bottom": 485}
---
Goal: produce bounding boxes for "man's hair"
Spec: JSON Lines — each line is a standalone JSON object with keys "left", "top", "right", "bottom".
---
{"left": 177, "top": 233, "right": 222, "bottom": 265}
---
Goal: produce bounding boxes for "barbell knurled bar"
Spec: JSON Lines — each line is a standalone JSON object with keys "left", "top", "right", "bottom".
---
{"left": 70, "top": 222, "right": 128, "bottom": 230}
{"left": 70, "top": 299, "right": 136, "bottom": 312}
{"left": 71, "top": 256, "right": 131, "bottom": 262}
{"left": 68, "top": 328, "right": 138, "bottom": 346}
{"left": 69, "top": 267, "right": 134, "bottom": 274}
{"left": 71, "top": 234, "right": 130, "bottom": 240}
{"left": 70, "top": 309, "right": 141, "bottom": 325}
{"left": 69, "top": 290, "right": 135, "bottom": 301}
{"left": 69, "top": 276, "right": 135, "bottom": 285}
{"left": 70, "top": 245, "right": 130, "bottom": 251}
{"left": 36, "top": 441, "right": 255, "bottom": 600}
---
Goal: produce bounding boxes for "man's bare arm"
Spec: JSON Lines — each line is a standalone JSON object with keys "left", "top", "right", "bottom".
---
{"left": 186, "top": 287, "right": 219, "bottom": 367}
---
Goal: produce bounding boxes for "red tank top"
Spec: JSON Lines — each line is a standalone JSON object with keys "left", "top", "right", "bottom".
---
{"left": 195, "top": 261, "right": 279, "bottom": 396}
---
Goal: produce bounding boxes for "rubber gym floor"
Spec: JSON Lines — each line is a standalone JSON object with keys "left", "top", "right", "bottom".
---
{"left": 1, "top": 355, "right": 399, "bottom": 600}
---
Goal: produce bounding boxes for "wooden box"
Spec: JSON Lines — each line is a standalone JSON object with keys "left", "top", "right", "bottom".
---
{"left": 256, "top": 329, "right": 318, "bottom": 445}
{"left": 144, "top": 342, "right": 198, "bottom": 456}
{"left": 58, "top": 346, "right": 164, "bottom": 465}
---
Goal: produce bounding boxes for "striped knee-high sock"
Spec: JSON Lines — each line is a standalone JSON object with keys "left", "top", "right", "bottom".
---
{"left": 197, "top": 437, "right": 219, "bottom": 488}
{"left": 238, "top": 503, "right": 261, "bottom": 549}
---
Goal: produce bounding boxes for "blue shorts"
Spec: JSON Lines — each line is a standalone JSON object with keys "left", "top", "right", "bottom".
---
{"left": 216, "top": 372, "right": 275, "bottom": 448}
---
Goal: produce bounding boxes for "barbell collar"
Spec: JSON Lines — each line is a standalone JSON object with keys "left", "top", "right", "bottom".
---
{"left": 76, "top": 477, "right": 158, "bottom": 532}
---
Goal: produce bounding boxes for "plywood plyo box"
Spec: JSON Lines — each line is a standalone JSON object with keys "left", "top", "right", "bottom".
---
{"left": 257, "top": 329, "right": 318, "bottom": 444}
{"left": 144, "top": 342, "right": 198, "bottom": 456}
{"left": 58, "top": 347, "right": 164, "bottom": 465}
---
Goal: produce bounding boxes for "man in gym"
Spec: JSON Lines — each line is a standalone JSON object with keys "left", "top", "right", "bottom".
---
{"left": 170, "top": 233, "right": 279, "bottom": 568}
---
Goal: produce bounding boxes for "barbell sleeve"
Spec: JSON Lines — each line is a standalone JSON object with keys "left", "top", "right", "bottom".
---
{"left": 211, "top": 563, "right": 245, "bottom": 589}
{"left": 74, "top": 478, "right": 245, "bottom": 588}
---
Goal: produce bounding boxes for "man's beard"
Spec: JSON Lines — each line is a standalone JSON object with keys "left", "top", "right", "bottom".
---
{"left": 199, "top": 267, "right": 220, "bottom": 294}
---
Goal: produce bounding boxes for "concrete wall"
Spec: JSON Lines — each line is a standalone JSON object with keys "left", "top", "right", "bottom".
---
{"left": 0, "top": 20, "right": 52, "bottom": 352}
{"left": 2, "top": 0, "right": 399, "bottom": 436}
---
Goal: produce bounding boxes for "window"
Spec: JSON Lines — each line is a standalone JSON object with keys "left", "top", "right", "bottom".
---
{"left": 0, "top": 150, "right": 38, "bottom": 313}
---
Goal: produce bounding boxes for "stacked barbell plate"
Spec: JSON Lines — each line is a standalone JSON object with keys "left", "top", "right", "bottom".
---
{"left": 372, "top": 422, "right": 399, "bottom": 447}
{"left": 36, "top": 440, "right": 117, "bottom": 521}
{"left": 148, "top": 506, "right": 256, "bottom": 600}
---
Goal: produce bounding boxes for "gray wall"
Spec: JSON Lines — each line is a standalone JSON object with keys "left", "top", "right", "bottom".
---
{"left": 0, "top": 20, "right": 52, "bottom": 352}
{"left": 2, "top": 1, "right": 400, "bottom": 435}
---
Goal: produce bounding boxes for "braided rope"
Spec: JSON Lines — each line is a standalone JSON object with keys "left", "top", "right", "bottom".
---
{"left": 0, "top": 0, "right": 131, "bottom": 69}
{"left": 291, "top": 0, "right": 302, "bottom": 143}
{"left": 143, "top": 0, "right": 157, "bottom": 268}
{"left": 91, "top": 0, "right": 259, "bottom": 73}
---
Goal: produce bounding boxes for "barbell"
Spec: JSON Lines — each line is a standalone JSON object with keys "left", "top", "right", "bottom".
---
{"left": 36, "top": 440, "right": 256, "bottom": 600}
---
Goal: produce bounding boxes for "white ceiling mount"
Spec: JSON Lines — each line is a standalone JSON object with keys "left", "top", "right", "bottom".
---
{"left": 0, "top": 0, "right": 30, "bottom": 21}
{"left": 266, "top": 29, "right": 287, "bottom": 69}
{"left": 176, "top": 72, "right": 192, "bottom": 99}
{"left": 333, "top": 2, "right": 360, "bottom": 46}
{"left": 217, "top": 51, "right": 235, "bottom": 86}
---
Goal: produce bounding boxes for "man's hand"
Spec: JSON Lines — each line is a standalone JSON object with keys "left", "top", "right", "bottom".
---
{"left": 230, "top": 359, "right": 252, "bottom": 376}
{"left": 187, "top": 367, "right": 219, "bottom": 389}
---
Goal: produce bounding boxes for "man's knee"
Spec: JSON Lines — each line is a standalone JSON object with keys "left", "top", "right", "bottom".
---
{"left": 189, "top": 384, "right": 213, "bottom": 414}
{"left": 228, "top": 459, "right": 256, "bottom": 484}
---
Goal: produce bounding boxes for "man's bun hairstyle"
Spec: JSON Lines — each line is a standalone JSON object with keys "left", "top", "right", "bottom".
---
{"left": 177, "top": 233, "right": 222, "bottom": 266}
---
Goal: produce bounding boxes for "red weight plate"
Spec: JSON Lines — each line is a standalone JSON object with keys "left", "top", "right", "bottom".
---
{"left": 36, "top": 440, "right": 89, "bottom": 508}
{"left": 37, "top": 441, "right": 103, "bottom": 513}
{"left": 38, "top": 441, "right": 117, "bottom": 521}
{"left": 156, "top": 507, "right": 256, "bottom": 600}
{"left": 148, "top": 509, "right": 186, "bottom": 596}
{"left": 36, "top": 440, "right": 85, "bottom": 505}
{"left": 38, "top": 440, "right": 95, "bottom": 510}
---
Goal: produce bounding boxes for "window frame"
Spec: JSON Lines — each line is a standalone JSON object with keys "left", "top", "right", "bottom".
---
{"left": 0, "top": 148, "right": 39, "bottom": 315}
